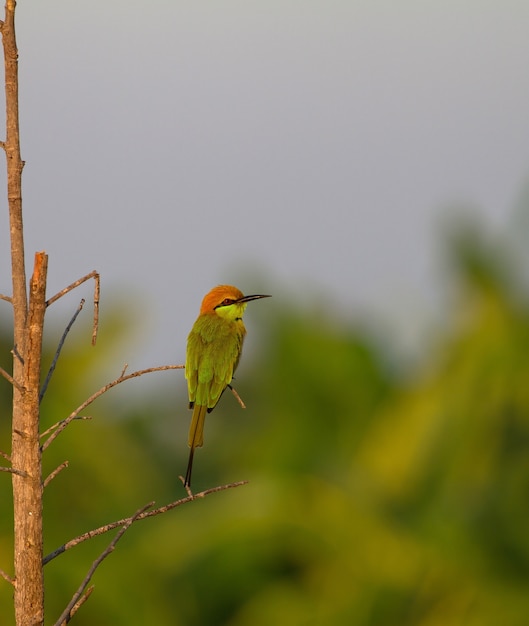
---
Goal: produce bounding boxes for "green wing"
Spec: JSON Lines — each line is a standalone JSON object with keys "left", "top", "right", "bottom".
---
{"left": 185, "top": 315, "right": 245, "bottom": 409}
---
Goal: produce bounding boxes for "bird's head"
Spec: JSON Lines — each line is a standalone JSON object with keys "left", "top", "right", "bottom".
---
{"left": 200, "top": 285, "right": 271, "bottom": 322}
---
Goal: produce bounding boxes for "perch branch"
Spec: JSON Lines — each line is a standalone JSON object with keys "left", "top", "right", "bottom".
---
{"left": 227, "top": 384, "right": 246, "bottom": 409}
{"left": 0, "top": 364, "right": 24, "bottom": 391}
{"left": 59, "top": 585, "right": 94, "bottom": 626}
{"left": 53, "top": 502, "right": 153, "bottom": 626}
{"left": 43, "top": 461, "right": 69, "bottom": 489}
{"left": 41, "top": 365, "right": 184, "bottom": 452}
{"left": 40, "top": 416, "right": 92, "bottom": 440}
{"left": 46, "top": 270, "right": 100, "bottom": 345}
{"left": 0, "top": 292, "right": 12, "bottom": 303}
{"left": 0, "top": 465, "right": 27, "bottom": 477}
{"left": 0, "top": 567, "right": 14, "bottom": 586}
{"left": 43, "top": 480, "right": 248, "bottom": 565}
{"left": 40, "top": 299, "right": 86, "bottom": 402}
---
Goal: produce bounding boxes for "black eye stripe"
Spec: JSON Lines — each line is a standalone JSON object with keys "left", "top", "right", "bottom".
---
{"left": 214, "top": 298, "right": 235, "bottom": 310}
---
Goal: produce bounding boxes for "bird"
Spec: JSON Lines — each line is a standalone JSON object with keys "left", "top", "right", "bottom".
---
{"left": 184, "top": 285, "right": 270, "bottom": 488}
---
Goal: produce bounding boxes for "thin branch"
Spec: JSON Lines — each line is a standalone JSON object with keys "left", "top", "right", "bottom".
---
{"left": 11, "top": 344, "right": 23, "bottom": 364}
{"left": 0, "top": 465, "right": 27, "bottom": 477}
{"left": 0, "top": 567, "right": 15, "bottom": 586}
{"left": 0, "top": 448, "right": 10, "bottom": 462}
{"left": 0, "top": 292, "right": 12, "bottom": 303}
{"left": 46, "top": 271, "right": 97, "bottom": 306}
{"left": 40, "top": 415, "right": 92, "bottom": 440}
{"left": 46, "top": 270, "right": 100, "bottom": 345}
{"left": 227, "top": 384, "right": 246, "bottom": 409}
{"left": 0, "top": 364, "right": 24, "bottom": 391}
{"left": 60, "top": 585, "right": 94, "bottom": 626}
{"left": 2, "top": 0, "right": 28, "bottom": 327}
{"left": 92, "top": 271, "right": 100, "bottom": 346}
{"left": 43, "top": 461, "right": 69, "bottom": 489}
{"left": 53, "top": 503, "right": 153, "bottom": 626}
{"left": 43, "top": 480, "right": 248, "bottom": 565}
{"left": 39, "top": 299, "right": 86, "bottom": 402}
{"left": 41, "top": 365, "right": 184, "bottom": 452}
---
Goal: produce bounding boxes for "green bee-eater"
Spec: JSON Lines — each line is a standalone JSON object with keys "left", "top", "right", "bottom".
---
{"left": 184, "top": 285, "right": 270, "bottom": 488}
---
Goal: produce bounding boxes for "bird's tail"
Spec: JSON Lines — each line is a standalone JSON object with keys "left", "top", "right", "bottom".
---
{"left": 184, "top": 404, "right": 207, "bottom": 488}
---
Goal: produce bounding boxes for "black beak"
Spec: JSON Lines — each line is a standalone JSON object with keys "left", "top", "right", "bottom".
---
{"left": 236, "top": 294, "right": 271, "bottom": 304}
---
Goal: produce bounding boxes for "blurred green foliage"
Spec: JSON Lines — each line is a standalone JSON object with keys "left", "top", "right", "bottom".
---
{"left": 2, "top": 221, "right": 529, "bottom": 625}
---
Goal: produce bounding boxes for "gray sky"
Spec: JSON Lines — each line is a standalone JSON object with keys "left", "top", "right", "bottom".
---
{"left": 1, "top": 1, "right": 529, "bottom": 369}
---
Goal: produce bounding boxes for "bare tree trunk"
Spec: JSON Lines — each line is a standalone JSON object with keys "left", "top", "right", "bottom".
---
{"left": 3, "top": 1, "right": 26, "bottom": 316}
{"left": 11, "top": 253, "right": 47, "bottom": 626}
{"left": 1, "top": 2, "right": 46, "bottom": 624}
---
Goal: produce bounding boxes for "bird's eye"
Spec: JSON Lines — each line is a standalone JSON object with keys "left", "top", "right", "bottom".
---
{"left": 222, "top": 298, "right": 233, "bottom": 306}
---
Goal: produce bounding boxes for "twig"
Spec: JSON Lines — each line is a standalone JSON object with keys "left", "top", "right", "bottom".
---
{"left": 40, "top": 299, "right": 86, "bottom": 402}
{"left": 227, "top": 384, "right": 246, "bottom": 409}
{"left": 43, "top": 461, "right": 69, "bottom": 489}
{"left": 41, "top": 365, "right": 184, "bottom": 452}
{"left": 53, "top": 503, "right": 153, "bottom": 626}
{"left": 0, "top": 448, "right": 11, "bottom": 462}
{"left": 60, "top": 585, "right": 94, "bottom": 626}
{"left": 43, "top": 480, "right": 248, "bottom": 565}
{"left": 40, "top": 416, "right": 92, "bottom": 440}
{"left": 0, "top": 292, "right": 11, "bottom": 303}
{"left": 0, "top": 567, "right": 15, "bottom": 586}
{"left": 0, "top": 466, "right": 27, "bottom": 477}
{"left": 91, "top": 271, "right": 100, "bottom": 346}
{"left": 0, "top": 365, "right": 24, "bottom": 391}
{"left": 46, "top": 270, "right": 100, "bottom": 346}
{"left": 183, "top": 479, "right": 193, "bottom": 497}
{"left": 11, "top": 345, "right": 23, "bottom": 364}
